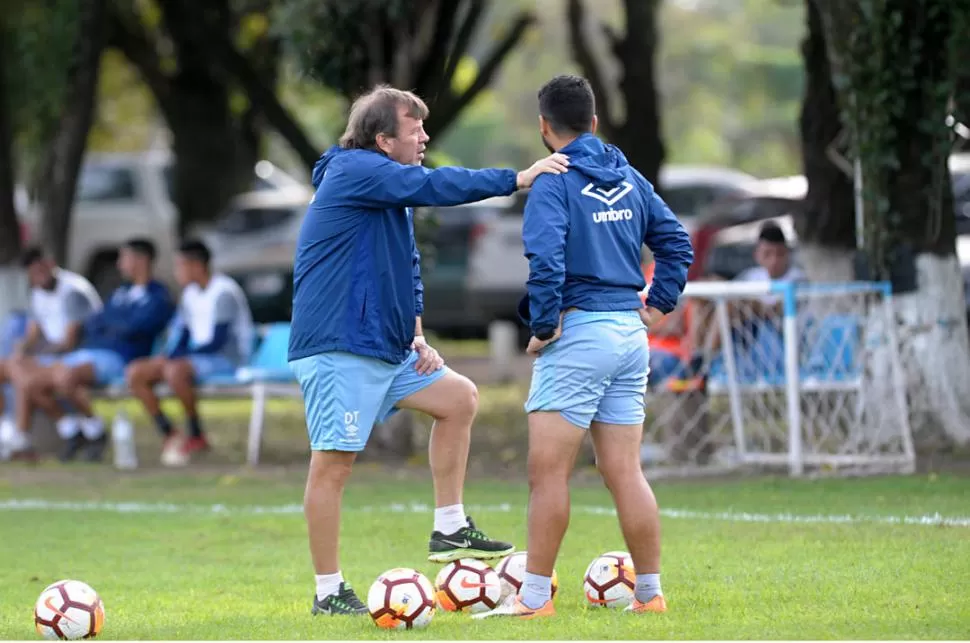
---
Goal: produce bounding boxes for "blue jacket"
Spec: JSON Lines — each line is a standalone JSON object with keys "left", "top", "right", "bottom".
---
{"left": 288, "top": 145, "right": 519, "bottom": 364}
{"left": 80, "top": 280, "right": 174, "bottom": 363}
{"left": 520, "top": 133, "right": 693, "bottom": 338}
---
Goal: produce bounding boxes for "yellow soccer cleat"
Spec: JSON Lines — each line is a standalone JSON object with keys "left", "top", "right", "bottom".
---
{"left": 625, "top": 594, "right": 667, "bottom": 613}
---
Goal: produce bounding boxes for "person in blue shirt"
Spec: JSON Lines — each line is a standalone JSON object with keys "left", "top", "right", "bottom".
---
{"left": 475, "top": 76, "right": 693, "bottom": 621}
{"left": 13, "top": 238, "right": 174, "bottom": 461}
{"left": 288, "top": 84, "right": 569, "bottom": 616}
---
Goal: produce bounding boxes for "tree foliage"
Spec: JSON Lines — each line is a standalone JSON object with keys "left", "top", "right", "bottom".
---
{"left": 814, "top": 0, "right": 969, "bottom": 274}
{"left": 274, "top": 0, "right": 535, "bottom": 143}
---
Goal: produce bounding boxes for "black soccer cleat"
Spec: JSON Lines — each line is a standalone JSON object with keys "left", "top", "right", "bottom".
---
{"left": 58, "top": 434, "right": 88, "bottom": 463}
{"left": 83, "top": 433, "right": 109, "bottom": 462}
{"left": 428, "top": 515, "right": 515, "bottom": 563}
{"left": 311, "top": 582, "right": 368, "bottom": 615}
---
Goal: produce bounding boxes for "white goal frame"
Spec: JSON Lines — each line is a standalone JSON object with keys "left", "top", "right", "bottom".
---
{"left": 643, "top": 280, "right": 915, "bottom": 477}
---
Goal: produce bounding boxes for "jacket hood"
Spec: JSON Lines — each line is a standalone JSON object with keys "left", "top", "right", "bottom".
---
{"left": 559, "top": 133, "right": 628, "bottom": 189}
{"left": 311, "top": 144, "right": 343, "bottom": 188}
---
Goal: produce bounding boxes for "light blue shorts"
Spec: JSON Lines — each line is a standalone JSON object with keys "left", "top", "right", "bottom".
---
{"left": 186, "top": 354, "right": 237, "bottom": 381}
{"left": 525, "top": 310, "right": 648, "bottom": 429}
{"left": 61, "top": 349, "right": 126, "bottom": 386}
{"left": 289, "top": 350, "right": 448, "bottom": 452}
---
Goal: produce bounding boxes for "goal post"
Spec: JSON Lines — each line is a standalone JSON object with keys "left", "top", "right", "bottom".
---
{"left": 642, "top": 279, "right": 914, "bottom": 478}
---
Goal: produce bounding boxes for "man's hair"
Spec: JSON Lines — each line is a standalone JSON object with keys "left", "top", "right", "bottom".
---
{"left": 338, "top": 85, "right": 429, "bottom": 151}
{"left": 178, "top": 239, "right": 211, "bottom": 266}
{"left": 20, "top": 246, "right": 45, "bottom": 268}
{"left": 758, "top": 222, "right": 788, "bottom": 245}
{"left": 537, "top": 74, "right": 596, "bottom": 136}
{"left": 124, "top": 237, "right": 157, "bottom": 261}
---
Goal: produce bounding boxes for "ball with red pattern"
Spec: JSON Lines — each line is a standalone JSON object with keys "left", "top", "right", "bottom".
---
{"left": 366, "top": 568, "right": 436, "bottom": 630}
{"left": 583, "top": 551, "right": 636, "bottom": 609}
{"left": 433, "top": 558, "right": 502, "bottom": 614}
{"left": 494, "top": 552, "right": 559, "bottom": 603}
{"left": 34, "top": 580, "right": 105, "bottom": 640}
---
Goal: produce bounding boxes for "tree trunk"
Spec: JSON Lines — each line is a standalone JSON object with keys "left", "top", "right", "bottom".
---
{"left": 0, "top": 25, "right": 21, "bottom": 267}
{"left": 35, "top": 0, "right": 107, "bottom": 266}
{"left": 814, "top": 0, "right": 970, "bottom": 446}
{"left": 796, "top": 0, "right": 855, "bottom": 281}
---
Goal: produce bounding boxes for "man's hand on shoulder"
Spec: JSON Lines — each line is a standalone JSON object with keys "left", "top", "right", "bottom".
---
{"left": 412, "top": 335, "right": 444, "bottom": 375}
{"left": 516, "top": 153, "right": 570, "bottom": 189}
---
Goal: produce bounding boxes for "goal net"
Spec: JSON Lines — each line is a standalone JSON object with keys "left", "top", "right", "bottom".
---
{"left": 642, "top": 280, "right": 914, "bottom": 477}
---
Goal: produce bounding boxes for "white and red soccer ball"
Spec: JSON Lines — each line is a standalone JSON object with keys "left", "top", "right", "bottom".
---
{"left": 583, "top": 551, "right": 636, "bottom": 609}
{"left": 494, "top": 551, "right": 559, "bottom": 603}
{"left": 34, "top": 580, "right": 105, "bottom": 640}
{"left": 366, "top": 568, "right": 436, "bottom": 630}
{"left": 433, "top": 558, "right": 502, "bottom": 614}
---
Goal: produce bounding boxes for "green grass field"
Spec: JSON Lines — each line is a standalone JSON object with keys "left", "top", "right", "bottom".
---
{"left": 1, "top": 467, "right": 968, "bottom": 640}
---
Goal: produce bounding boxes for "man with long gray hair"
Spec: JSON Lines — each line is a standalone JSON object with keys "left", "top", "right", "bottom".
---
{"left": 288, "top": 84, "right": 570, "bottom": 616}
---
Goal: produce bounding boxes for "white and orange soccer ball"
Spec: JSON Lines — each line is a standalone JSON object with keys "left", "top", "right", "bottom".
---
{"left": 583, "top": 551, "right": 636, "bottom": 609}
{"left": 433, "top": 558, "right": 502, "bottom": 614}
{"left": 34, "top": 580, "right": 105, "bottom": 640}
{"left": 366, "top": 568, "right": 436, "bottom": 630}
{"left": 494, "top": 552, "right": 558, "bottom": 603}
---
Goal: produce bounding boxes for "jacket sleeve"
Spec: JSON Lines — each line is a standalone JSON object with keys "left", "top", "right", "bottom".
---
{"left": 344, "top": 158, "right": 517, "bottom": 209}
{"left": 102, "top": 288, "right": 175, "bottom": 340}
{"left": 189, "top": 292, "right": 237, "bottom": 354}
{"left": 643, "top": 188, "right": 694, "bottom": 314}
{"left": 411, "top": 224, "right": 425, "bottom": 316}
{"left": 523, "top": 176, "right": 569, "bottom": 336}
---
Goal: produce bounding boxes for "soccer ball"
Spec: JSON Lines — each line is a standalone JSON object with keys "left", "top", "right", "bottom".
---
{"left": 433, "top": 559, "right": 502, "bottom": 614}
{"left": 366, "top": 568, "right": 436, "bottom": 630}
{"left": 583, "top": 551, "right": 636, "bottom": 609}
{"left": 34, "top": 580, "right": 105, "bottom": 640}
{"left": 494, "top": 552, "right": 558, "bottom": 602}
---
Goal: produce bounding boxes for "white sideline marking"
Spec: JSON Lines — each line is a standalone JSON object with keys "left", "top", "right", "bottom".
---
{"left": 1, "top": 499, "right": 969, "bottom": 528}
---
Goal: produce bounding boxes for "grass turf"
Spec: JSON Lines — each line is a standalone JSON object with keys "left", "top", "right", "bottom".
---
{"left": 1, "top": 469, "right": 968, "bottom": 639}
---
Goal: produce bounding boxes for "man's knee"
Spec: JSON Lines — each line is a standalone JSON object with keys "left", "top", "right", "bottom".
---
{"left": 162, "top": 360, "right": 194, "bottom": 386}
{"left": 127, "top": 358, "right": 161, "bottom": 388}
{"left": 307, "top": 451, "right": 356, "bottom": 490}
{"left": 444, "top": 375, "right": 478, "bottom": 419}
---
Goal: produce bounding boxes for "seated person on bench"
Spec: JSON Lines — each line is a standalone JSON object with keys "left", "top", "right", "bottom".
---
{"left": 126, "top": 240, "right": 254, "bottom": 466}
{"left": 0, "top": 248, "right": 102, "bottom": 460}
{"left": 12, "top": 238, "right": 174, "bottom": 461}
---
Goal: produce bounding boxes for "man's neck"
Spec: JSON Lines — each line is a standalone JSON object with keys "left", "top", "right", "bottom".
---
{"left": 197, "top": 272, "right": 212, "bottom": 289}
{"left": 130, "top": 275, "right": 151, "bottom": 286}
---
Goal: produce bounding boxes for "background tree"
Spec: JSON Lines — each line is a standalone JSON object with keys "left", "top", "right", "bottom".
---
{"left": 108, "top": 0, "right": 318, "bottom": 234}
{"left": 566, "top": 0, "right": 665, "bottom": 187}
{"left": 273, "top": 0, "right": 535, "bottom": 147}
{"left": 813, "top": 0, "right": 970, "bottom": 445}
{"left": 795, "top": 0, "right": 855, "bottom": 280}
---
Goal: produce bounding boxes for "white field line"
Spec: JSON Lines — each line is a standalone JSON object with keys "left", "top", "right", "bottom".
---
{"left": 1, "top": 498, "right": 969, "bottom": 528}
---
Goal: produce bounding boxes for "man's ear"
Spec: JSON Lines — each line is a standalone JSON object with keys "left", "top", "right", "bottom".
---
{"left": 375, "top": 132, "right": 393, "bottom": 155}
{"left": 590, "top": 114, "right": 598, "bottom": 135}
{"left": 539, "top": 115, "right": 550, "bottom": 138}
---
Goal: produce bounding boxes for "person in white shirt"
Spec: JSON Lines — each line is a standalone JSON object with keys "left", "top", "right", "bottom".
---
{"left": 125, "top": 239, "right": 254, "bottom": 466}
{"left": 732, "top": 221, "right": 806, "bottom": 307}
{"left": 0, "top": 248, "right": 102, "bottom": 461}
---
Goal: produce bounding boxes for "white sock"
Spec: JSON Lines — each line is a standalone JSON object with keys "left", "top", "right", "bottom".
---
{"left": 315, "top": 572, "right": 344, "bottom": 601}
{"left": 434, "top": 504, "right": 468, "bottom": 534}
{"left": 634, "top": 573, "right": 662, "bottom": 602}
{"left": 1, "top": 418, "right": 31, "bottom": 452}
{"left": 80, "top": 417, "right": 105, "bottom": 440}
{"left": 56, "top": 416, "right": 81, "bottom": 440}
{"left": 520, "top": 572, "right": 552, "bottom": 609}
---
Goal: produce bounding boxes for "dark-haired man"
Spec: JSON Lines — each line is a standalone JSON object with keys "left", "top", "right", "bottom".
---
{"left": 16, "top": 238, "right": 174, "bottom": 461}
{"left": 0, "top": 248, "right": 101, "bottom": 460}
{"left": 126, "top": 239, "right": 254, "bottom": 466}
{"left": 290, "top": 84, "right": 570, "bottom": 615}
{"left": 734, "top": 222, "right": 805, "bottom": 304}
{"left": 476, "top": 75, "right": 693, "bottom": 620}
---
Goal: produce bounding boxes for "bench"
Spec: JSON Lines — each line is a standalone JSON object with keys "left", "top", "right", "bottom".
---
{"left": 93, "top": 323, "right": 300, "bottom": 465}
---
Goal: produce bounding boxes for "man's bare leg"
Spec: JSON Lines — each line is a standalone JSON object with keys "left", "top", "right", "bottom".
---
{"left": 126, "top": 357, "right": 172, "bottom": 438}
{"left": 51, "top": 364, "right": 108, "bottom": 460}
{"left": 305, "top": 449, "right": 367, "bottom": 613}
{"left": 590, "top": 421, "right": 665, "bottom": 609}
{"left": 162, "top": 359, "right": 208, "bottom": 450}
{"left": 397, "top": 370, "right": 515, "bottom": 562}
{"left": 519, "top": 411, "right": 586, "bottom": 609}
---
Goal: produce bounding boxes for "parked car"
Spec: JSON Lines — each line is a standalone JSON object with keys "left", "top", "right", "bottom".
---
{"left": 18, "top": 151, "right": 302, "bottom": 298}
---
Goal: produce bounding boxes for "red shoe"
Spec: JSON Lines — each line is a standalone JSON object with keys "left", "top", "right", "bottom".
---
{"left": 180, "top": 436, "right": 210, "bottom": 456}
